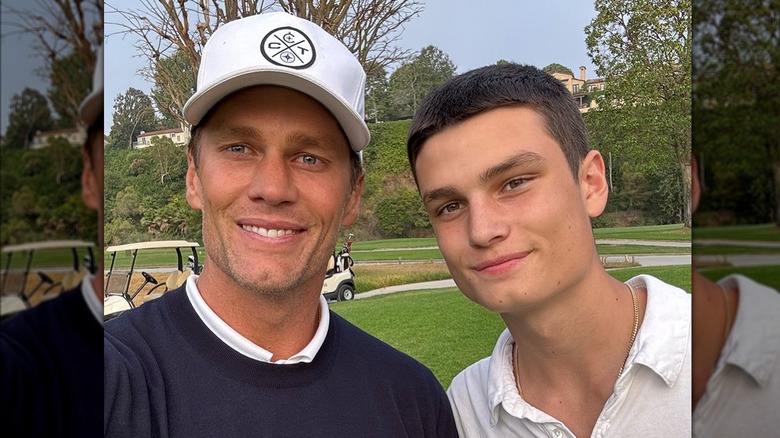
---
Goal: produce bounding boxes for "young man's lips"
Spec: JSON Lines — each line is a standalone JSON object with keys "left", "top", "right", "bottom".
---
{"left": 473, "top": 252, "right": 530, "bottom": 273}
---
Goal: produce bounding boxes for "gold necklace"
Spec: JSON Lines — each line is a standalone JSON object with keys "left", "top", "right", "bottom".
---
{"left": 718, "top": 284, "right": 731, "bottom": 345}
{"left": 512, "top": 283, "right": 639, "bottom": 399}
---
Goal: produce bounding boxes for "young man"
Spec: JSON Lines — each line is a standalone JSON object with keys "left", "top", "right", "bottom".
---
{"left": 406, "top": 63, "right": 691, "bottom": 437}
{"left": 1, "top": 46, "right": 104, "bottom": 437}
{"left": 691, "top": 157, "right": 780, "bottom": 436}
{"left": 103, "top": 13, "right": 456, "bottom": 437}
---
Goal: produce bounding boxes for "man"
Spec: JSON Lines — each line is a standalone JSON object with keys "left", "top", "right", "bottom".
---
{"left": 103, "top": 12, "right": 456, "bottom": 437}
{"left": 691, "top": 157, "right": 780, "bottom": 436}
{"left": 406, "top": 63, "right": 691, "bottom": 437}
{"left": 1, "top": 47, "right": 104, "bottom": 437}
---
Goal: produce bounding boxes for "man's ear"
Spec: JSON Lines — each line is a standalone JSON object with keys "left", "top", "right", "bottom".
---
{"left": 81, "top": 149, "right": 98, "bottom": 210}
{"left": 185, "top": 152, "right": 203, "bottom": 210}
{"left": 341, "top": 172, "right": 364, "bottom": 227}
{"left": 579, "top": 150, "right": 609, "bottom": 218}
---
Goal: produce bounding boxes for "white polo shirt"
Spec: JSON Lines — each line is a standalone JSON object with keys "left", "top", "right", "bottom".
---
{"left": 185, "top": 274, "right": 329, "bottom": 364}
{"left": 447, "top": 275, "right": 691, "bottom": 437}
{"left": 693, "top": 274, "right": 780, "bottom": 437}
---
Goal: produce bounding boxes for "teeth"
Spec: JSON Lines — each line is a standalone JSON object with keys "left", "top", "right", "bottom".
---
{"left": 242, "top": 225, "right": 296, "bottom": 238}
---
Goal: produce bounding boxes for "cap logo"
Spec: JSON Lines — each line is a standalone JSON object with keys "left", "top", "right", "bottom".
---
{"left": 260, "top": 26, "right": 316, "bottom": 69}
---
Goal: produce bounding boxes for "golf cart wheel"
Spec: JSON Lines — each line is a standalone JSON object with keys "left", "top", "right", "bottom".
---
{"left": 337, "top": 284, "right": 354, "bottom": 301}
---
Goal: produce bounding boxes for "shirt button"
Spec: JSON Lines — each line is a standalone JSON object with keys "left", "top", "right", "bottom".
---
{"left": 552, "top": 428, "right": 563, "bottom": 438}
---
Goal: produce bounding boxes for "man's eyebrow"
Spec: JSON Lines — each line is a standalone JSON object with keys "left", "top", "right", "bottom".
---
{"left": 212, "top": 125, "right": 265, "bottom": 141}
{"left": 422, "top": 186, "right": 459, "bottom": 206}
{"left": 479, "top": 151, "right": 545, "bottom": 184}
{"left": 286, "top": 131, "right": 330, "bottom": 149}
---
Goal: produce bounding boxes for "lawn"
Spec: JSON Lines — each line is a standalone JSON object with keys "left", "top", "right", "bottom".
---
{"left": 332, "top": 264, "right": 691, "bottom": 388}
{"left": 693, "top": 224, "right": 780, "bottom": 241}
{"left": 699, "top": 265, "right": 780, "bottom": 291}
{"left": 592, "top": 223, "right": 690, "bottom": 241}
{"left": 692, "top": 245, "right": 780, "bottom": 256}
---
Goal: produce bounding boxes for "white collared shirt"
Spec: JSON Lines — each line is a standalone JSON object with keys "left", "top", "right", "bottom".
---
{"left": 185, "top": 274, "right": 329, "bottom": 364}
{"left": 447, "top": 275, "right": 692, "bottom": 437}
{"left": 693, "top": 274, "right": 780, "bottom": 437}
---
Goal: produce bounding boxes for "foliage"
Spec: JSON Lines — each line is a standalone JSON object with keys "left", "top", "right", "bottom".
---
{"left": 47, "top": 50, "right": 92, "bottom": 128}
{"left": 107, "top": 88, "right": 157, "bottom": 150}
{"left": 150, "top": 49, "right": 196, "bottom": 126}
{"left": 385, "top": 45, "right": 456, "bottom": 120}
{"left": 542, "top": 63, "right": 574, "bottom": 76}
{"left": 692, "top": 0, "right": 780, "bottom": 225}
{"left": 2, "top": 88, "right": 53, "bottom": 150}
{"left": 0, "top": 144, "right": 96, "bottom": 245}
{"left": 585, "top": 0, "right": 692, "bottom": 226}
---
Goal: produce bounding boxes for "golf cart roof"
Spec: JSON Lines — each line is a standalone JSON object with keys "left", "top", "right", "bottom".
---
{"left": 105, "top": 240, "right": 200, "bottom": 252}
{"left": 1, "top": 240, "right": 95, "bottom": 253}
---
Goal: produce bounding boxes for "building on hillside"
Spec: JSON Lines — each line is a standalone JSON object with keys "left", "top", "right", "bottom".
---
{"left": 134, "top": 127, "right": 190, "bottom": 149}
{"left": 30, "top": 127, "right": 86, "bottom": 150}
{"left": 550, "top": 66, "right": 606, "bottom": 113}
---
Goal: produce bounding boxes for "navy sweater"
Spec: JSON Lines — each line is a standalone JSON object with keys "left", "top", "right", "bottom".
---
{"left": 104, "top": 286, "right": 457, "bottom": 437}
{"left": 1, "top": 285, "right": 103, "bottom": 437}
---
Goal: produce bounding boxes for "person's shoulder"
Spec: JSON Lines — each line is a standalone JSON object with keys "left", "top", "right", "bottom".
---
{"left": 105, "top": 285, "right": 186, "bottom": 334}
{"left": 631, "top": 274, "right": 690, "bottom": 300}
{"left": 448, "top": 356, "right": 491, "bottom": 399}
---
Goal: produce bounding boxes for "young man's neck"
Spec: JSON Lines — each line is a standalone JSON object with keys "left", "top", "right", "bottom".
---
{"left": 195, "top": 262, "right": 323, "bottom": 361}
{"left": 691, "top": 269, "right": 738, "bottom": 408}
{"left": 501, "top": 265, "right": 647, "bottom": 436}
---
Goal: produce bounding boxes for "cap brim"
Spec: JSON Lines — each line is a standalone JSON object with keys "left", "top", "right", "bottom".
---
{"left": 184, "top": 69, "right": 370, "bottom": 152}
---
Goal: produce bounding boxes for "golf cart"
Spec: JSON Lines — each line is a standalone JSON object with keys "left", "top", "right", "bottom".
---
{"left": 322, "top": 234, "right": 356, "bottom": 301}
{"left": 103, "top": 240, "right": 201, "bottom": 321}
{"left": 1, "top": 240, "right": 96, "bottom": 321}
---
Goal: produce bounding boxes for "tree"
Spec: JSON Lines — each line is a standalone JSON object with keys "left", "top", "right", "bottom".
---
{"left": 107, "top": 88, "right": 157, "bottom": 150}
{"left": 150, "top": 49, "right": 196, "bottom": 126}
{"left": 693, "top": 0, "right": 780, "bottom": 226}
{"left": 48, "top": 50, "right": 92, "bottom": 127}
{"left": 542, "top": 63, "right": 574, "bottom": 76}
{"left": 3, "top": 0, "right": 102, "bottom": 126}
{"left": 386, "top": 45, "right": 456, "bottom": 120}
{"left": 149, "top": 137, "right": 187, "bottom": 184}
{"left": 2, "top": 88, "right": 53, "bottom": 149}
{"left": 365, "top": 62, "right": 390, "bottom": 122}
{"left": 107, "top": 0, "right": 423, "bottom": 126}
{"left": 585, "top": 0, "right": 692, "bottom": 227}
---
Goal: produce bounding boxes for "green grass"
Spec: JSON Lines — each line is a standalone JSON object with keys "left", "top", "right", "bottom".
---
{"left": 592, "top": 223, "right": 690, "bottom": 241}
{"left": 2, "top": 247, "right": 94, "bottom": 270}
{"left": 596, "top": 245, "right": 688, "bottom": 255}
{"left": 332, "top": 265, "right": 691, "bottom": 387}
{"left": 352, "top": 263, "right": 451, "bottom": 292}
{"left": 693, "top": 224, "right": 780, "bottom": 241}
{"left": 350, "top": 238, "right": 437, "bottom": 250}
{"left": 699, "top": 265, "right": 780, "bottom": 291}
{"left": 607, "top": 265, "right": 691, "bottom": 292}
{"left": 692, "top": 245, "right": 780, "bottom": 255}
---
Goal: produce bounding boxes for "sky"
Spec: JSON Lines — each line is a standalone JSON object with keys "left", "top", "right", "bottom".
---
{"left": 1, "top": 1, "right": 600, "bottom": 133}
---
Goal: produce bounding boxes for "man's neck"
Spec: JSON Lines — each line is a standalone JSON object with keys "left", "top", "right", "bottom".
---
{"left": 502, "top": 269, "right": 647, "bottom": 437}
{"left": 196, "top": 262, "right": 323, "bottom": 361}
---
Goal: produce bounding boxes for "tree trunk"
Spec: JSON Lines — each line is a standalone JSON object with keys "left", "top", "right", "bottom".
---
{"left": 679, "top": 158, "right": 692, "bottom": 228}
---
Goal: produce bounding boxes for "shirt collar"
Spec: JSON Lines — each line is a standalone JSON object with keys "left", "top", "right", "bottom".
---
{"left": 483, "top": 275, "right": 691, "bottom": 425}
{"left": 185, "top": 274, "right": 329, "bottom": 364}
{"left": 81, "top": 274, "right": 103, "bottom": 325}
{"left": 715, "top": 274, "right": 780, "bottom": 387}
{"left": 624, "top": 274, "right": 690, "bottom": 387}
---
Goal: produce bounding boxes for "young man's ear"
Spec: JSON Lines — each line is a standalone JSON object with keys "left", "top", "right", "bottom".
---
{"left": 579, "top": 150, "right": 609, "bottom": 218}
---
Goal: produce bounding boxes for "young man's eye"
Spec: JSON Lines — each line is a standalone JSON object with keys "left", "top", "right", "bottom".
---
{"left": 504, "top": 177, "right": 528, "bottom": 191}
{"left": 228, "top": 145, "right": 247, "bottom": 153}
{"left": 438, "top": 202, "right": 462, "bottom": 216}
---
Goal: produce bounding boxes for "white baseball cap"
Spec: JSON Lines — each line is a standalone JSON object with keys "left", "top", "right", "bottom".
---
{"left": 79, "top": 45, "right": 103, "bottom": 126}
{"left": 183, "top": 12, "right": 370, "bottom": 152}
